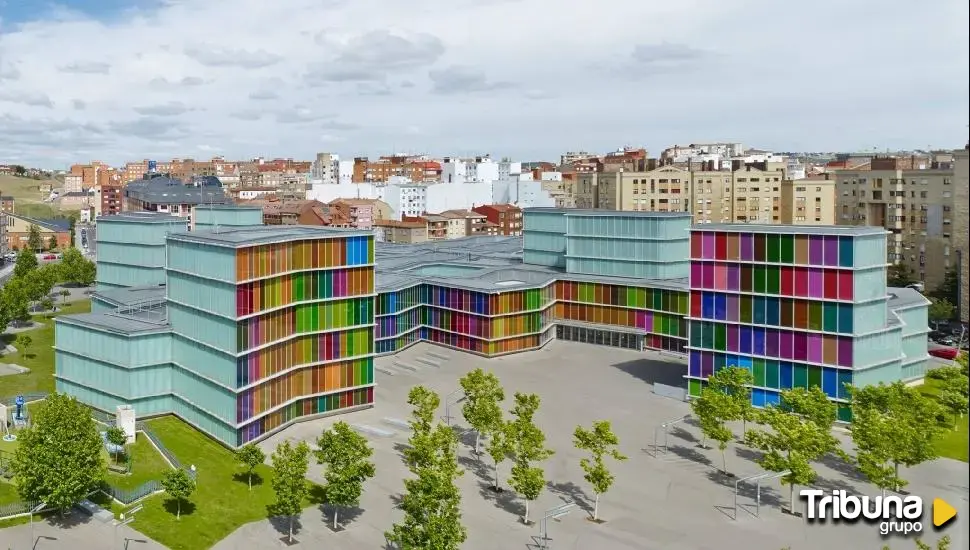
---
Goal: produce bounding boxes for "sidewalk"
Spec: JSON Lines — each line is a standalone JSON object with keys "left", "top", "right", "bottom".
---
{"left": 2, "top": 511, "right": 168, "bottom": 550}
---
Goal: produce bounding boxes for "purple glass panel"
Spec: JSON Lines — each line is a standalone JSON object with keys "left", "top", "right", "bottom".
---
{"left": 808, "top": 268, "right": 824, "bottom": 298}
{"left": 701, "top": 263, "right": 714, "bottom": 289}
{"left": 823, "top": 236, "right": 839, "bottom": 267}
{"left": 809, "top": 235, "right": 824, "bottom": 266}
{"left": 690, "top": 263, "right": 703, "bottom": 288}
{"left": 740, "top": 234, "right": 754, "bottom": 260}
{"left": 765, "top": 328, "right": 779, "bottom": 357}
{"left": 636, "top": 311, "right": 648, "bottom": 330}
{"left": 726, "top": 294, "right": 739, "bottom": 322}
{"left": 807, "top": 333, "right": 823, "bottom": 363}
{"left": 702, "top": 232, "right": 716, "bottom": 259}
{"left": 837, "top": 338, "right": 853, "bottom": 367}
{"left": 779, "top": 331, "right": 794, "bottom": 360}
{"left": 727, "top": 264, "right": 741, "bottom": 291}
{"left": 641, "top": 311, "right": 653, "bottom": 331}
{"left": 701, "top": 352, "right": 715, "bottom": 378}
{"left": 793, "top": 332, "right": 808, "bottom": 361}
{"left": 727, "top": 324, "right": 739, "bottom": 352}
{"left": 689, "top": 352, "right": 701, "bottom": 377}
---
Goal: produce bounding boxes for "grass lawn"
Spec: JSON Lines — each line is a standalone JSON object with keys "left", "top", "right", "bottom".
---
{"left": 0, "top": 299, "right": 91, "bottom": 398}
{"left": 105, "top": 433, "right": 172, "bottom": 491}
{"left": 0, "top": 479, "right": 19, "bottom": 505}
{"left": 919, "top": 378, "right": 969, "bottom": 462}
{"left": 129, "top": 417, "right": 324, "bottom": 550}
{"left": 0, "top": 175, "right": 54, "bottom": 203}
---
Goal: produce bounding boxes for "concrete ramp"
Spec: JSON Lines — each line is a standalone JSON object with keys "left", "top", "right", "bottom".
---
{"left": 381, "top": 417, "right": 411, "bottom": 431}
{"left": 76, "top": 499, "right": 115, "bottom": 523}
{"left": 351, "top": 424, "right": 396, "bottom": 438}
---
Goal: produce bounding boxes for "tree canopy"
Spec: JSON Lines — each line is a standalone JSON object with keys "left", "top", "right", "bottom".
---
{"left": 270, "top": 440, "right": 311, "bottom": 543}
{"left": 315, "top": 421, "right": 376, "bottom": 530}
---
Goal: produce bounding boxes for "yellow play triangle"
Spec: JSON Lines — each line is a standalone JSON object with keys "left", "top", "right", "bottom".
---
{"left": 933, "top": 498, "right": 956, "bottom": 528}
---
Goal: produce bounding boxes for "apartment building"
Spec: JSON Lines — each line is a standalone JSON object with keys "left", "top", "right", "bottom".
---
{"left": 352, "top": 156, "right": 441, "bottom": 183}
{"left": 64, "top": 174, "right": 84, "bottom": 193}
{"left": 247, "top": 199, "right": 349, "bottom": 227}
{"left": 123, "top": 175, "right": 231, "bottom": 224}
{"left": 374, "top": 219, "right": 429, "bottom": 243}
{"left": 1, "top": 195, "right": 14, "bottom": 213}
{"left": 472, "top": 204, "right": 523, "bottom": 236}
{"left": 835, "top": 155, "right": 956, "bottom": 289}
{"left": 311, "top": 152, "right": 339, "bottom": 184}
{"left": 952, "top": 146, "right": 968, "bottom": 323}
{"left": 438, "top": 209, "right": 499, "bottom": 237}
{"left": 258, "top": 171, "right": 308, "bottom": 200}
{"left": 328, "top": 198, "right": 392, "bottom": 230}
{"left": 780, "top": 175, "right": 837, "bottom": 225}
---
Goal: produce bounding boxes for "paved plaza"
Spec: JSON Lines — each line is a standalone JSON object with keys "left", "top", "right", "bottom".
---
{"left": 2, "top": 509, "right": 167, "bottom": 550}
{"left": 213, "top": 340, "right": 969, "bottom": 550}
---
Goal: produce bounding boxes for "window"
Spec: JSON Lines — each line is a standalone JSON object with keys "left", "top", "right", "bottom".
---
{"left": 816, "top": 187, "right": 822, "bottom": 192}
{"left": 795, "top": 186, "right": 806, "bottom": 192}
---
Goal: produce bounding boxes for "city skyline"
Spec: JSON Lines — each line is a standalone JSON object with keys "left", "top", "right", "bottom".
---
{"left": 0, "top": 0, "right": 968, "bottom": 168}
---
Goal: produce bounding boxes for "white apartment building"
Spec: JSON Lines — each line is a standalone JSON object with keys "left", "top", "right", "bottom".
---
{"left": 663, "top": 143, "right": 745, "bottom": 162}
{"left": 64, "top": 174, "right": 84, "bottom": 193}
{"left": 311, "top": 152, "right": 339, "bottom": 184}
{"left": 440, "top": 156, "right": 500, "bottom": 183}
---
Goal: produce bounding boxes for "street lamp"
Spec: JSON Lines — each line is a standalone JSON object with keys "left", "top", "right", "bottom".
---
{"left": 116, "top": 504, "right": 143, "bottom": 549}
{"left": 29, "top": 502, "right": 46, "bottom": 548}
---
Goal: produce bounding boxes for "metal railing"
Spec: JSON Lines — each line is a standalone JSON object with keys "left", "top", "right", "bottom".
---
{"left": 100, "top": 479, "right": 164, "bottom": 506}
{"left": 0, "top": 499, "right": 46, "bottom": 519}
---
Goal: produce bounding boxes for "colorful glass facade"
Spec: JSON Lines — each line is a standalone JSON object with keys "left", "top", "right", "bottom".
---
{"left": 686, "top": 227, "right": 893, "bottom": 422}
{"left": 234, "top": 235, "right": 376, "bottom": 444}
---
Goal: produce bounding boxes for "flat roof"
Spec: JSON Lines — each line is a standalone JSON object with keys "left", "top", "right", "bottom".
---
{"left": 57, "top": 310, "right": 170, "bottom": 336}
{"left": 692, "top": 224, "right": 888, "bottom": 236}
{"left": 125, "top": 177, "right": 231, "bottom": 205}
{"left": 96, "top": 212, "right": 185, "bottom": 224}
{"left": 168, "top": 224, "right": 374, "bottom": 248}
{"left": 886, "top": 286, "right": 930, "bottom": 310}
{"left": 92, "top": 284, "right": 167, "bottom": 307}
{"left": 192, "top": 204, "right": 263, "bottom": 212}
{"left": 523, "top": 207, "right": 692, "bottom": 218}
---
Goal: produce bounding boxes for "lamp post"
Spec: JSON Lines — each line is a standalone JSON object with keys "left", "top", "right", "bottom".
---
{"left": 28, "top": 502, "right": 46, "bottom": 549}
{"left": 116, "top": 504, "right": 142, "bottom": 549}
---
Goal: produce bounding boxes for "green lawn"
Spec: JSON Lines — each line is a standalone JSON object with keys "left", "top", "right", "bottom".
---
{"left": 105, "top": 433, "right": 173, "bottom": 491}
{"left": 919, "top": 378, "right": 969, "bottom": 462}
{"left": 129, "top": 417, "right": 324, "bottom": 550}
{"left": 0, "top": 479, "right": 19, "bottom": 505}
{"left": 0, "top": 299, "right": 91, "bottom": 398}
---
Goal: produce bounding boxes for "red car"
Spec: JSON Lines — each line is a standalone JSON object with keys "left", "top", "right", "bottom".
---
{"left": 43, "top": 254, "right": 56, "bottom": 260}
{"left": 929, "top": 347, "right": 960, "bottom": 360}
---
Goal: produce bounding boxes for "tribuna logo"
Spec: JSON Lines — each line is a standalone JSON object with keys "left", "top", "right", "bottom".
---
{"left": 800, "top": 489, "right": 924, "bottom": 535}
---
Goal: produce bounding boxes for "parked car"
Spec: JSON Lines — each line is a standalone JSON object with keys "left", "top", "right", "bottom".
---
{"left": 937, "top": 336, "right": 956, "bottom": 347}
{"left": 43, "top": 254, "right": 56, "bottom": 260}
{"left": 929, "top": 347, "right": 960, "bottom": 360}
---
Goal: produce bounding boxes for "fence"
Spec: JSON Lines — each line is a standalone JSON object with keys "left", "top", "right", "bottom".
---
{"left": 100, "top": 479, "right": 165, "bottom": 506}
{"left": 0, "top": 499, "right": 47, "bottom": 520}
{"left": 1, "top": 392, "right": 48, "bottom": 407}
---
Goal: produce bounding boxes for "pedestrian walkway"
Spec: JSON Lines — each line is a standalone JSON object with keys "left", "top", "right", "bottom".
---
{"left": 3, "top": 510, "right": 167, "bottom": 550}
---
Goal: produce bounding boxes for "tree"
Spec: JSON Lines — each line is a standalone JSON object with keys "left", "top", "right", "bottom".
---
{"left": 161, "top": 468, "right": 196, "bottom": 520}
{"left": 745, "top": 387, "right": 840, "bottom": 513}
{"left": 458, "top": 368, "right": 505, "bottom": 455}
{"left": 485, "top": 418, "right": 512, "bottom": 492}
{"left": 506, "top": 393, "right": 554, "bottom": 524}
{"left": 59, "top": 289, "right": 70, "bottom": 303}
{"left": 1, "top": 277, "right": 31, "bottom": 324}
{"left": 12, "top": 393, "right": 106, "bottom": 511}
{"left": 27, "top": 224, "right": 43, "bottom": 252}
{"left": 929, "top": 299, "right": 956, "bottom": 328}
{"left": 929, "top": 267, "right": 958, "bottom": 305}
{"left": 708, "top": 366, "right": 756, "bottom": 435}
{"left": 403, "top": 386, "right": 441, "bottom": 470}
{"left": 0, "top": 288, "right": 10, "bottom": 333}
{"left": 387, "top": 420, "right": 466, "bottom": 549}
{"left": 850, "top": 382, "right": 946, "bottom": 493}
{"left": 887, "top": 263, "right": 916, "bottom": 287}
{"left": 47, "top": 235, "right": 58, "bottom": 250}
{"left": 938, "top": 375, "right": 969, "bottom": 425}
{"left": 315, "top": 421, "right": 376, "bottom": 530}
{"left": 573, "top": 420, "right": 628, "bottom": 522}
{"left": 690, "top": 386, "right": 735, "bottom": 473}
{"left": 271, "top": 440, "right": 311, "bottom": 544}
{"left": 13, "top": 248, "right": 37, "bottom": 278}
{"left": 40, "top": 296, "right": 54, "bottom": 312}
{"left": 59, "top": 247, "right": 96, "bottom": 286}
{"left": 105, "top": 426, "right": 127, "bottom": 465}
{"left": 16, "top": 334, "right": 33, "bottom": 359}
{"left": 916, "top": 535, "right": 951, "bottom": 550}
{"left": 235, "top": 443, "right": 266, "bottom": 491}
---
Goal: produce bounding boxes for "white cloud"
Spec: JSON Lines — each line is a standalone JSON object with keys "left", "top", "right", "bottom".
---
{"left": 0, "top": 0, "right": 967, "bottom": 167}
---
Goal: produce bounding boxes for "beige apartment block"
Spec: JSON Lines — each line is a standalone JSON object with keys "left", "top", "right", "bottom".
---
{"left": 953, "top": 146, "right": 968, "bottom": 323}
{"left": 836, "top": 157, "right": 957, "bottom": 290}
{"left": 574, "top": 167, "right": 691, "bottom": 212}
{"left": 780, "top": 176, "right": 836, "bottom": 225}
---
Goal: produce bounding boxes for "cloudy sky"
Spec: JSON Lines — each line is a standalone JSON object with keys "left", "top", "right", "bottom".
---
{"left": 0, "top": 0, "right": 967, "bottom": 168}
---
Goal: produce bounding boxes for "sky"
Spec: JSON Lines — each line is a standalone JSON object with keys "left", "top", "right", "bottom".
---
{"left": 0, "top": 0, "right": 968, "bottom": 169}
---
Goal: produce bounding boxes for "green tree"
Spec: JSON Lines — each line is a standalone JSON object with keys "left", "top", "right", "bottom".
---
{"left": 47, "top": 235, "right": 58, "bottom": 250}
{"left": 929, "top": 299, "right": 955, "bottom": 328}
{"left": 885, "top": 535, "right": 954, "bottom": 550}
{"left": 573, "top": 420, "right": 628, "bottom": 522}
{"left": 1, "top": 277, "right": 31, "bottom": 324}
{"left": 16, "top": 334, "right": 33, "bottom": 359}
{"left": 40, "top": 296, "right": 54, "bottom": 312}
{"left": 485, "top": 418, "right": 512, "bottom": 492}
{"left": 27, "top": 223, "right": 43, "bottom": 252}
{"left": 927, "top": 366, "right": 966, "bottom": 382}
{"left": 850, "top": 382, "right": 946, "bottom": 491}
{"left": 12, "top": 393, "right": 106, "bottom": 511}
{"left": 161, "top": 468, "right": 196, "bottom": 520}
{"left": 235, "top": 443, "right": 266, "bottom": 491}
{"left": 745, "top": 387, "right": 840, "bottom": 513}
{"left": 708, "top": 366, "right": 755, "bottom": 435}
{"left": 929, "top": 267, "right": 958, "bottom": 304}
{"left": 691, "top": 387, "right": 735, "bottom": 473}
{"left": 506, "top": 393, "right": 554, "bottom": 524}
{"left": 13, "top": 248, "right": 38, "bottom": 278}
{"left": 77, "top": 256, "right": 96, "bottom": 286}
{"left": 315, "top": 421, "right": 376, "bottom": 530}
{"left": 938, "top": 375, "right": 969, "bottom": 425}
{"left": 458, "top": 368, "right": 505, "bottom": 455}
{"left": 105, "top": 426, "right": 127, "bottom": 465}
{"left": 403, "top": 386, "right": 442, "bottom": 470}
{"left": 270, "top": 440, "right": 311, "bottom": 544}
{"left": 0, "top": 287, "right": 10, "bottom": 333}
{"left": 887, "top": 263, "right": 916, "bottom": 287}
{"left": 957, "top": 352, "right": 969, "bottom": 377}
{"left": 59, "top": 289, "right": 70, "bottom": 303}
{"left": 386, "top": 421, "right": 466, "bottom": 549}
{"left": 59, "top": 247, "right": 95, "bottom": 286}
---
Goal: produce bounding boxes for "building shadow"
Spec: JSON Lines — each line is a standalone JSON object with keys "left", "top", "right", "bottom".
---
{"left": 477, "top": 480, "right": 524, "bottom": 518}
{"left": 47, "top": 509, "right": 94, "bottom": 528}
{"left": 610, "top": 357, "right": 686, "bottom": 388}
{"left": 546, "top": 480, "right": 591, "bottom": 514}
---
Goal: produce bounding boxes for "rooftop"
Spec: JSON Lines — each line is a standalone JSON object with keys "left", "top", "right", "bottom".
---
{"left": 693, "top": 224, "right": 888, "bottom": 236}
{"left": 168, "top": 224, "right": 373, "bottom": 247}
{"left": 886, "top": 286, "right": 931, "bottom": 310}
{"left": 96, "top": 212, "right": 186, "bottom": 224}
{"left": 523, "top": 207, "right": 692, "bottom": 218}
{"left": 193, "top": 204, "right": 262, "bottom": 212}
{"left": 92, "top": 284, "right": 167, "bottom": 308}
{"left": 125, "top": 177, "right": 231, "bottom": 205}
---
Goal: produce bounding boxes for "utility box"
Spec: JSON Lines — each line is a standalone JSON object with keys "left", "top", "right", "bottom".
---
{"left": 116, "top": 405, "right": 136, "bottom": 444}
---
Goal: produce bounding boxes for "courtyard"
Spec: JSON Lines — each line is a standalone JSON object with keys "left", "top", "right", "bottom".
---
{"left": 216, "top": 340, "right": 970, "bottom": 550}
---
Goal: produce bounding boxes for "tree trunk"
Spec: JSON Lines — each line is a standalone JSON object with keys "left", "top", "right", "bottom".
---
{"left": 789, "top": 484, "right": 794, "bottom": 514}
{"left": 742, "top": 418, "right": 747, "bottom": 437}
{"left": 593, "top": 493, "right": 600, "bottom": 521}
{"left": 248, "top": 471, "right": 252, "bottom": 491}
{"left": 288, "top": 516, "right": 293, "bottom": 543}
{"left": 334, "top": 506, "right": 339, "bottom": 530}
{"left": 493, "top": 461, "right": 500, "bottom": 490}
{"left": 894, "top": 462, "right": 900, "bottom": 492}
{"left": 524, "top": 499, "right": 530, "bottom": 524}
{"left": 177, "top": 499, "right": 181, "bottom": 520}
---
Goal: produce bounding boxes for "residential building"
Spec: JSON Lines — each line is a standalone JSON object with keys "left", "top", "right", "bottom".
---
{"left": 311, "top": 152, "right": 338, "bottom": 184}
{"left": 382, "top": 182, "right": 494, "bottom": 220}
{"left": 438, "top": 210, "right": 498, "bottom": 237}
{"left": 835, "top": 155, "right": 956, "bottom": 289}
{"left": 64, "top": 174, "right": 84, "bottom": 193}
{"left": 247, "top": 199, "right": 350, "bottom": 227}
{"left": 258, "top": 171, "right": 308, "bottom": 200}
{"left": 575, "top": 166, "right": 691, "bottom": 212}
{"left": 420, "top": 214, "right": 450, "bottom": 240}
{"left": 233, "top": 187, "right": 279, "bottom": 201}
{"left": 780, "top": 176, "right": 837, "bottom": 225}
{"left": 95, "top": 183, "right": 123, "bottom": 217}
{"left": 0, "top": 210, "right": 6, "bottom": 258}
{"left": 473, "top": 204, "right": 523, "bottom": 236}
{"left": 58, "top": 191, "right": 94, "bottom": 209}
{"left": 352, "top": 156, "right": 441, "bottom": 183}
{"left": 3, "top": 213, "right": 72, "bottom": 251}
{"left": 374, "top": 219, "right": 429, "bottom": 243}
{"left": 328, "top": 198, "right": 392, "bottom": 230}
{"left": 954, "top": 145, "right": 969, "bottom": 323}
{"left": 440, "top": 156, "right": 499, "bottom": 183}
{"left": 560, "top": 151, "right": 595, "bottom": 165}
{"left": 0, "top": 195, "right": 14, "bottom": 213}
{"left": 124, "top": 175, "right": 231, "bottom": 226}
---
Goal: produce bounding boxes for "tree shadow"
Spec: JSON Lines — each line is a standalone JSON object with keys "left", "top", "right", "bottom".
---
{"left": 477, "top": 480, "right": 524, "bottom": 517}
{"left": 704, "top": 469, "right": 783, "bottom": 509}
{"left": 231, "top": 472, "right": 264, "bottom": 488}
{"left": 812, "top": 475, "right": 859, "bottom": 495}
{"left": 388, "top": 493, "right": 404, "bottom": 509}
{"left": 162, "top": 498, "right": 197, "bottom": 518}
{"left": 321, "top": 504, "right": 365, "bottom": 532}
{"left": 268, "top": 514, "right": 303, "bottom": 542}
{"left": 456, "top": 454, "right": 491, "bottom": 483}
{"left": 546, "top": 480, "right": 591, "bottom": 515}
{"left": 817, "top": 452, "right": 867, "bottom": 482}
{"left": 392, "top": 442, "right": 410, "bottom": 461}
{"left": 734, "top": 446, "right": 764, "bottom": 465}
{"left": 669, "top": 425, "right": 698, "bottom": 444}
{"left": 668, "top": 444, "right": 713, "bottom": 468}
{"left": 610, "top": 357, "right": 686, "bottom": 388}
{"left": 451, "top": 425, "right": 478, "bottom": 450}
{"left": 47, "top": 509, "right": 94, "bottom": 528}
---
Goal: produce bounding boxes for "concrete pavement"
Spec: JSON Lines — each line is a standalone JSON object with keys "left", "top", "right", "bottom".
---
{"left": 2, "top": 510, "right": 167, "bottom": 550}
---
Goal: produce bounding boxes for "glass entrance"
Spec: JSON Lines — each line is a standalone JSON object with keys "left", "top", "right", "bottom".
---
{"left": 555, "top": 325, "right": 642, "bottom": 350}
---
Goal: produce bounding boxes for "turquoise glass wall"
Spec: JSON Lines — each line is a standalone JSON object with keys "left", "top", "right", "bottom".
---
{"left": 564, "top": 213, "right": 690, "bottom": 279}
{"left": 167, "top": 271, "right": 237, "bottom": 318}
{"left": 192, "top": 206, "right": 263, "bottom": 230}
{"left": 95, "top": 215, "right": 186, "bottom": 289}
{"left": 166, "top": 239, "right": 237, "bottom": 282}
{"left": 522, "top": 209, "right": 567, "bottom": 268}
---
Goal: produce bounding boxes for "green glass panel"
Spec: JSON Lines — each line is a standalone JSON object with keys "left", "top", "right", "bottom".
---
{"left": 766, "top": 266, "right": 780, "bottom": 295}
{"left": 837, "top": 404, "right": 853, "bottom": 422}
{"left": 807, "top": 365, "right": 822, "bottom": 389}
{"left": 808, "top": 302, "right": 823, "bottom": 330}
{"left": 702, "top": 322, "right": 714, "bottom": 348}
{"left": 714, "top": 324, "right": 726, "bottom": 350}
{"left": 679, "top": 293, "right": 689, "bottom": 314}
{"left": 767, "top": 234, "right": 780, "bottom": 262}
{"left": 765, "top": 359, "right": 779, "bottom": 388}
{"left": 739, "top": 296, "right": 752, "bottom": 323}
{"left": 823, "top": 303, "right": 838, "bottom": 332}
{"left": 753, "top": 266, "right": 767, "bottom": 293}
{"left": 793, "top": 364, "right": 808, "bottom": 388}
{"left": 714, "top": 353, "right": 726, "bottom": 372}
{"left": 780, "top": 234, "right": 795, "bottom": 264}
{"left": 690, "top": 322, "right": 703, "bottom": 347}
{"left": 753, "top": 358, "right": 766, "bottom": 387}
{"left": 688, "top": 379, "right": 702, "bottom": 397}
